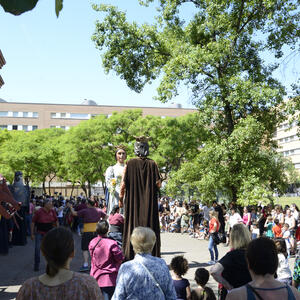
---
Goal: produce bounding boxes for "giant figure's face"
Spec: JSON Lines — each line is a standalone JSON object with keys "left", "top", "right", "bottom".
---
{"left": 115, "top": 149, "right": 126, "bottom": 164}
{"left": 14, "top": 171, "right": 23, "bottom": 182}
{"left": 134, "top": 141, "right": 149, "bottom": 157}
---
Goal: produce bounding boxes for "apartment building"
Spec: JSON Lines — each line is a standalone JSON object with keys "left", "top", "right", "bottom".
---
{"left": 0, "top": 99, "right": 196, "bottom": 132}
{"left": 274, "top": 120, "right": 300, "bottom": 171}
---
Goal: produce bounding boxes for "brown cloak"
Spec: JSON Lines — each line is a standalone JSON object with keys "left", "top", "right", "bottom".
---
{"left": 122, "top": 157, "right": 161, "bottom": 260}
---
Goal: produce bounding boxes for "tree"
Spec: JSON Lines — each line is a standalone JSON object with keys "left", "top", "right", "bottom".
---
{"left": 0, "top": 0, "right": 63, "bottom": 17}
{"left": 93, "top": 0, "right": 299, "bottom": 203}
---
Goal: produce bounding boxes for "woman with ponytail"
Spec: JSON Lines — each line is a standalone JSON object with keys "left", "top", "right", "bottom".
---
{"left": 16, "top": 227, "right": 103, "bottom": 300}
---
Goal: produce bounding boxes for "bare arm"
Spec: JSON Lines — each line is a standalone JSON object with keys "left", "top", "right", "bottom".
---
{"left": 210, "top": 263, "right": 233, "bottom": 290}
{"left": 186, "top": 285, "right": 191, "bottom": 300}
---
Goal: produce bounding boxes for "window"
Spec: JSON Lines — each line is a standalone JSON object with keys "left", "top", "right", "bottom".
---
{"left": 0, "top": 125, "right": 7, "bottom": 129}
{"left": 69, "top": 113, "right": 89, "bottom": 119}
{"left": 61, "top": 113, "right": 66, "bottom": 118}
{"left": 33, "top": 112, "right": 38, "bottom": 118}
{"left": 0, "top": 111, "right": 8, "bottom": 117}
{"left": 51, "top": 113, "right": 57, "bottom": 118}
{"left": 23, "top": 125, "right": 28, "bottom": 131}
{"left": 23, "top": 112, "right": 28, "bottom": 118}
{"left": 32, "top": 125, "right": 38, "bottom": 131}
{"left": 295, "top": 164, "right": 300, "bottom": 169}
{"left": 50, "top": 125, "right": 56, "bottom": 128}
{"left": 13, "top": 112, "right": 19, "bottom": 117}
{"left": 12, "top": 125, "right": 18, "bottom": 130}
{"left": 61, "top": 126, "right": 66, "bottom": 130}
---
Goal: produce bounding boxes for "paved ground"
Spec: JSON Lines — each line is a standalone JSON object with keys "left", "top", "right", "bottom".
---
{"left": 0, "top": 232, "right": 296, "bottom": 300}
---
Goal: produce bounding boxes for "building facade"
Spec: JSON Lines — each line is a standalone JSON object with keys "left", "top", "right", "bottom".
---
{"left": 0, "top": 100, "right": 196, "bottom": 132}
{"left": 274, "top": 119, "right": 300, "bottom": 171}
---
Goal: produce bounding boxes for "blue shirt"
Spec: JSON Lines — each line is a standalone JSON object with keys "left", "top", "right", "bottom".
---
{"left": 112, "top": 253, "right": 176, "bottom": 300}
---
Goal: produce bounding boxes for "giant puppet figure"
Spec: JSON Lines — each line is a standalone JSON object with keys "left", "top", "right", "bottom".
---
{"left": 0, "top": 174, "right": 20, "bottom": 254}
{"left": 8, "top": 171, "right": 30, "bottom": 246}
{"left": 120, "top": 137, "right": 161, "bottom": 260}
{"left": 105, "top": 145, "right": 127, "bottom": 215}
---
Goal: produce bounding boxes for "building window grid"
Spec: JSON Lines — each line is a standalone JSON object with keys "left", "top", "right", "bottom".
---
{"left": 0, "top": 111, "right": 38, "bottom": 118}
{"left": 51, "top": 112, "right": 90, "bottom": 119}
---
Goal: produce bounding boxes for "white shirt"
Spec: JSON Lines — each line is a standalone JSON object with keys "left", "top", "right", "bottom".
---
{"left": 229, "top": 213, "right": 242, "bottom": 228}
{"left": 277, "top": 253, "right": 292, "bottom": 280}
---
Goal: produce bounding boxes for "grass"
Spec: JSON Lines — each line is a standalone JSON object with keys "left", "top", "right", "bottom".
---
{"left": 275, "top": 196, "right": 300, "bottom": 207}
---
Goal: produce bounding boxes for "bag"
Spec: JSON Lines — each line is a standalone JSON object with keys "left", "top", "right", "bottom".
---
{"left": 211, "top": 232, "right": 220, "bottom": 245}
{"left": 218, "top": 232, "right": 226, "bottom": 243}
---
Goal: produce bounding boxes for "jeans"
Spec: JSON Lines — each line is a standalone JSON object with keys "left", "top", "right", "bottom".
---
{"left": 208, "top": 235, "right": 218, "bottom": 261}
{"left": 100, "top": 286, "right": 115, "bottom": 300}
{"left": 34, "top": 233, "right": 44, "bottom": 267}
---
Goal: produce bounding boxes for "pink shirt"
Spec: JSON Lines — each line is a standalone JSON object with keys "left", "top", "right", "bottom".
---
{"left": 109, "top": 213, "right": 124, "bottom": 226}
{"left": 89, "top": 237, "right": 124, "bottom": 287}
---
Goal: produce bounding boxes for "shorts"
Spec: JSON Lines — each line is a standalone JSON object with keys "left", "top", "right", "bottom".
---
{"left": 81, "top": 232, "right": 97, "bottom": 251}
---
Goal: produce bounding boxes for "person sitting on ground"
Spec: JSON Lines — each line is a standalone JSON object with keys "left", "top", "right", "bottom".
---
{"left": 226, "top": 237, "right": 300, "bottom": 300}
{"left": 210, "top": 223, "right": 252, "bottom": 300}
{"left": 16, "top": 227, "right": 103, "bottom": 300}
{"left": 191, "top": 268, "right": 216, "bottom": 300}
{"left": 112, "top": 226, "right": 176, "bottom": 300}
{"left": 170, "top": 255, "right": 191, "bottom": 300}
{"left": 274, "top": 238, "right": 293, "bottom": 285}
{"left": 89, "top": 220, "right": 124, "bottom": 300}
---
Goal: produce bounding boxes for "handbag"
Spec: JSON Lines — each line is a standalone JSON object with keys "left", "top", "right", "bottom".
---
{"left": 211, "top": 232, "right": 220, "bottom": 245}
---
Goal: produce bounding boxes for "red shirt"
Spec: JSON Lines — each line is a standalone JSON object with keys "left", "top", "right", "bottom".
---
{"left": 32, "top": 208, "right": 57, "bottom": 234}
{"left": 109, "top": 213, "right": 124, "bottom": 226}
{"left": 209, "top": 217, "right": 220, "bottom": 233}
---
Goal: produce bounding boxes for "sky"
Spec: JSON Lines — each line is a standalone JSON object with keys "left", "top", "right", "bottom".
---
{"left": 0, "top": 0, "right": 299, "bottom": 108}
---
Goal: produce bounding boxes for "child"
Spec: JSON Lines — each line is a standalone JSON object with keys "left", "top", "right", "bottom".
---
{"left": 170, "top": 213, "right": 181, "bottom": 233}
{"left": 171, "top": 256, "right": 191, "bottom": 300}
{"left": 282, "top": 223, "right": 294, "bottom": 257}
{"left": 250, "top": 222, "right": 260, "bottom": 239}
{"left": 272, "top": 219, "right": 282, "bottom": 238}
{"left": 191, "top": 268, "right": 216, "bottom": 300}
{"left": 181, "top": 213, "right": 190, "bottom": 234}
{"left": 275, "top": 238, "right": 292, "bottom": 285}
{"left": 264, "top": 215, "right": 274, "bottom": 238}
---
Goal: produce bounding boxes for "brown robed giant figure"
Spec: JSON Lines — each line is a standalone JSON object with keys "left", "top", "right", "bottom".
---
{"left": 120, "top": 137, "right": 161, "bottom": 260}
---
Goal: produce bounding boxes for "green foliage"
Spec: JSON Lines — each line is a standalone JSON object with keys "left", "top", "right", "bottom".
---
{"left": 92, "top": 0, "right": 299, "bottom": 204}
{"left": 0, "top": 0, "right": 63, "bottom": 16}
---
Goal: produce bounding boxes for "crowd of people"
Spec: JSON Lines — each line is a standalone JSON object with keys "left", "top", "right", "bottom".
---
{"left": 2, "top": 190, "right": 300, "bottom": 299}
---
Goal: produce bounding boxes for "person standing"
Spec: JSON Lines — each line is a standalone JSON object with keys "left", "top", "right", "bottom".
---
{"left": 208, "top": 211, "right": 220, "bottom": 265}
{"left": 69, "top": 199, "right": 107, "bottom": 271}
{"left": 105, "top": 146, "right": 127, "bottom": 215}
{"left": 31, "top": 199, "right": 58, "bottom": 271}
{"left": 89, "top": 220, "right": 124, "bottom": 300}
{"left": 120, "top": 136, "right": 161, "bottom": 261}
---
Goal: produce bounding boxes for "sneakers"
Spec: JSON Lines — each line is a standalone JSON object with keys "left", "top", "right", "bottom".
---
{"left": 79, "top": 265, "right": 89, "bottom": 272}
{"left": 207, "top": 260, "right": 215, "bottom": 265}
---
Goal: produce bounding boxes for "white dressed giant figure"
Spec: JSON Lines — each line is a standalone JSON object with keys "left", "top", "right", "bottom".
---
{"left": 105, "top": 146, "right": 126, "bottom": 215}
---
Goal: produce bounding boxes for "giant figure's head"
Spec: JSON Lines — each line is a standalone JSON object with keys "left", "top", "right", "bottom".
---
{"left": 134, "top": 136, "right": 150, "bottom": 158}
{"left": 115, "top": 145, "right": 127, "bottom": 164}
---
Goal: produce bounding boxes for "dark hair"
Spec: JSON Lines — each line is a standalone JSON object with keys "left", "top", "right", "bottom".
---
{"left": 41, "top": 227, "right": 74, "bottom": 277}
{"left": 110, "top": 205, "right": 119, "bottom": 215}
{"left": 88, "top": 199, "right": 95, "bottom": 206}
{"left": 274, "top": 238, "right": 287, "bottom": 258}
{"left": 170, "top": 255, "right": 189, "bottom": 277}
{"left": 274, "top": 219, "right": 279, "bottom": 225}
{"left": 96, "top": 220, "right": 109, "bottom": 236}
{"left": 246, "top": 237, "right": 278, "bottom": 275}
{"left": 194, "top": 268, "right": 209, "bottom": 286}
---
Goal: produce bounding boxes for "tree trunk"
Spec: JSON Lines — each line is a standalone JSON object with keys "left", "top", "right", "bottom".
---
{"left": 87, "top": 181, "right": 91, "bottom": 198}
{"left": 42, "top": 180, "right": 46, "bottom": 194}
{"left": 70, "top": 183, "right": 75, "bottom": 197}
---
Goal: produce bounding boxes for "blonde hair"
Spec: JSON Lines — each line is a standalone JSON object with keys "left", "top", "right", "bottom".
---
{"left": 209, "top": 210, "right": 219, "bottom": 220}
{"left": 130, "top": 227, "right": 156, "bottom": 254}
{"left": 230, "top": 223, "right": 251, "bottom": 250}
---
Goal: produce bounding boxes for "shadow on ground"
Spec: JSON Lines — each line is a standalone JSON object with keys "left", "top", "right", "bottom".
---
{"left": 161, "top": 251, "right": 186, "bottom": 255}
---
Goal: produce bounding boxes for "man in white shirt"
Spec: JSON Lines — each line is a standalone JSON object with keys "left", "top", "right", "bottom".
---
{"left": 229, "top": 207, "right": 243, "bottom": 228}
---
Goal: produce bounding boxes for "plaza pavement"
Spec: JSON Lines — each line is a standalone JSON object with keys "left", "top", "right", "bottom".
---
{"left": 0, "top": 232, "right": 296, "bottom": 300}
